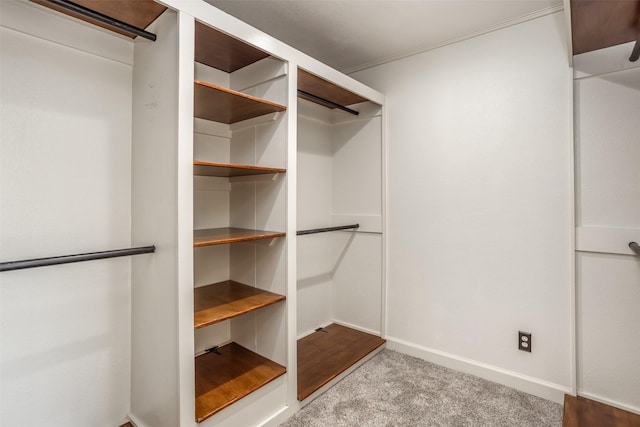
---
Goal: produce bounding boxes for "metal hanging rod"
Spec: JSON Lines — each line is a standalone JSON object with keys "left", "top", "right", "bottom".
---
{"left": 630, "top": 35, "right": 640, "bottom": 62}
{"left": 38, "top": 0, "right": 157, "bottom": 41}
{"left": 630, "top": 242, "right": 640, "bottom": 256}
{"left": 297, "top": 224, "right": 360, "bottom": 236}
{"left": 297, "top": 90, "right": 359, "bottom": 116}
{"left": 0, "top": 245, "right": 156, "bottom": 272}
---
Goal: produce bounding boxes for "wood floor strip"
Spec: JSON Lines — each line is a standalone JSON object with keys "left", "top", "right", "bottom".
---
{"left": 297, "top": 323, "right": 385, "bottom": 401}
{"left": 563, "top": 395, "right": 640, "bottom": 427}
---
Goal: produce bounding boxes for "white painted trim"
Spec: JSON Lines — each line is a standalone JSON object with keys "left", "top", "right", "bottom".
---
{"left": 562, "top": 0, "right": 573, "bottom": 66}
{"left": 568, "top": 65, "right": 577, "bottom": 397}
{"left": 127, "top": 413, "right": 144, "bottom": 427}
{"left": 285, "top": 63, "right": 300, "bottom": 417}
{"left": 386, "top": 337, "right": 570, "bottom": 404}
{"left": 114, "top": 418, "right": 134, "bottom": 427}
{"left": 257, "top": 405, "right": 292, "bottom": 427}
{"left": 573, "top": 41, "right": 640, "bottom": 79}
{"left": 576, "top": 226, "right": 640, "bottom": 256}
{"left": 578, "top": 392, "right": 640, "bottom": 416}
{"left": 332, "top": 320, "right": 381, "bottom": 338}
{"left": 262, "top": 406, "right": 296, "bottom": 427}
{"left": 380, "top": 102, "right": 388, "bottom": 340}
{"left": 344, "top": 4, "right": 565, "bottom": 74}
{"left": 176, "top": 11, "right": 197, "bottom": 427}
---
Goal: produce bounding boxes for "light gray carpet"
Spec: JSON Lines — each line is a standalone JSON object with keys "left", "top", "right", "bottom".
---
{"left": 281, "top": 350, "right": 563, "bottom": 426}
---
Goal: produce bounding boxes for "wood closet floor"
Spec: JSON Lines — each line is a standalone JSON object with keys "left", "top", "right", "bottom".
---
{"left": 563, "top": 395, "right": 640, "bottom": 427}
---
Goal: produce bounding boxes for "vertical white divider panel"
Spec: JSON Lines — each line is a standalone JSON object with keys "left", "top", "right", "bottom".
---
{"left": 131, "top": 9, "right": 195, "bottom": 427}
{"left": 285, "top": 63, "right": 299, "bottom": 414}
{"left": 176, "top": 11, "right": 196, "bottom": 427}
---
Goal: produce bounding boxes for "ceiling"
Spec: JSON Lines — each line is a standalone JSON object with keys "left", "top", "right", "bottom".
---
{"left": 205, "top": 0, "right": 563, "bottom": 73}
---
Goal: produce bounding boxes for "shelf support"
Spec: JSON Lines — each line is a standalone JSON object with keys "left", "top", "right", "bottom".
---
{"left": 34, "top": 0, "right": 158, "bottom": 41}
{"left": 297, "top": 224, "right": 360, "bottom": 236}
{"left": 297, "top": 90, "right": 359, "bottom": 115}
{"left": 630, "top": 242, "right": 640, "bottom": 256}
{"left": 0, "top": 246, "right": 156, "bottom": 272}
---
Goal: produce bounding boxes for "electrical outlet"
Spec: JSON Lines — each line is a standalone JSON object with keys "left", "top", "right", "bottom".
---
{"left": 519, "top": 331, "right": 532, "bottom": 352}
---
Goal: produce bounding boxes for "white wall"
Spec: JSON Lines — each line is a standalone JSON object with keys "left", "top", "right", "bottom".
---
{"left": 352, "top": 12, "right": 573, "bottom": 401}
{"left": 1, "top": 1, "right": 134, "bottom": 426}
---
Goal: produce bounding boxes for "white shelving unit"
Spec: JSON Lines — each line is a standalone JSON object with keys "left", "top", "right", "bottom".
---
{"left": 4, "top": 1, "right": 386, "bottom": 426}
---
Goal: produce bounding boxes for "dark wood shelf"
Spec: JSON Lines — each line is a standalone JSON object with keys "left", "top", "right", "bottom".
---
{"left": 31, "top": 0, "right": 167, "bottom": 39}
{"left": 194, "top": 81, "right": 286, "bottom": 125}
{"left": 570, "top": 0, "right": 640, "bottom": 55}
{"left": 195, "top": 342, "right": 286, "bottom": 422}
{"left": 194, "top": 281, "right": 285, "bottom": 329}
{"left": 194, "top": 227, "right": 285, "bottom": 247}
{"left": 298, "top": 69, "right": 368, "bottom": 109}
{"left": 193, "top": 161, "right": 286, "bottom": 177}
{"left": 195, "top": 21, "right": 271, "bottom": 73}
{"left": 297, "top": 323, "right": 385, "bottom": 401}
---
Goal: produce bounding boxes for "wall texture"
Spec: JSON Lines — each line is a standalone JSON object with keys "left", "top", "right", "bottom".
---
{"left": 352, "top": 12, "right": 573, "bottom": 401}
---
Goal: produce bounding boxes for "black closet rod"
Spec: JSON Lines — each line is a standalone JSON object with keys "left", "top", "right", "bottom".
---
{"left": 38, "top": 0, "right": 158, "bottom": 41}
{"left": 630, "top": 242, "right": 640, "bottom": 256}
{"left": 297, "top": 224, "right": 360, "bottom": 236}
{"left": 630, "top": 35, "right": 640, "bottom": 62}
{"left": 0, "top": 245, "right": 156, "bottom": 272}
{"left": 297, "top": 90, "right": 359, "bottom": 116}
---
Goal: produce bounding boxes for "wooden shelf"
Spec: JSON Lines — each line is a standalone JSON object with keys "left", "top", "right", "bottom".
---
{"left": 570, "top": 0, "right": 640, "bottom": 55}
{"left": 194, "top": 281, "right": 285, "bottom": 329}
{"left": 195, "top": 21, "right": 271, "bottom": 73}
{"left": 298, "top": 69, "right": 368, "bottom": 109}
{"left": 194, "top": 227, "right": 285, "bottom": 247}
{"left": 31, "top": 0, "right": 167, "bottom": 39}
{"left": 297, "top": 323, "right": 385, "bottom": 401}
{"left": 193, "top": 161, "right": 285, "bottom": 177}
{"left": 194, "top": 81, "right": 286, "bottom": 125}
{"left": 195, "top": 342, "right": 286, "bottom": 422}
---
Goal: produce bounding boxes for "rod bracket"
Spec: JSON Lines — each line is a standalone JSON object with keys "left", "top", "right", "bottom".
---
{"left": 205, "top": 346, "right": 222, "bottom": 355}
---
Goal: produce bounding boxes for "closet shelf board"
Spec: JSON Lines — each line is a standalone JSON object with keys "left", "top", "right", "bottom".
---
{"left": 194, "top": 81, "right": 287, "bottom": 124}
{"left": 195, "top": 21, "right": 271, "bottom": 72}
{"left": 31, "top": 0, "right": 167, "bottom": 39}
{"left": 195, "top": 342, "right": 286, "bottom": 422}
{"left": 194, "top": 227, "right": 286, "bottom": 247}
{"left": 194, "top": 280, "right": 286, "bottom": 329}
{"left": 298, "top": 69, "right": 368, "bottom": 108}
{"left": 193, "top": 161, "right": 286, "bottom": 177}
{"left": 297, "top": 323, "right": 386, "bottom": 401}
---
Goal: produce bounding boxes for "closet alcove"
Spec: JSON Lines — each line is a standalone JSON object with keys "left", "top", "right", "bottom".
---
{"left": 295, "top": 69, "right": 386, "bottom": 401}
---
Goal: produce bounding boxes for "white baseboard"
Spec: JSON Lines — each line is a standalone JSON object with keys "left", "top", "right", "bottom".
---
{"left": 127, "top": 413, "right": 143, "bottom": 427}
{"left": 386, "top": 336, "right": 570, "bottom": 404}
{"left": 578, "top": 391, "right": 640, "bottom": 416}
